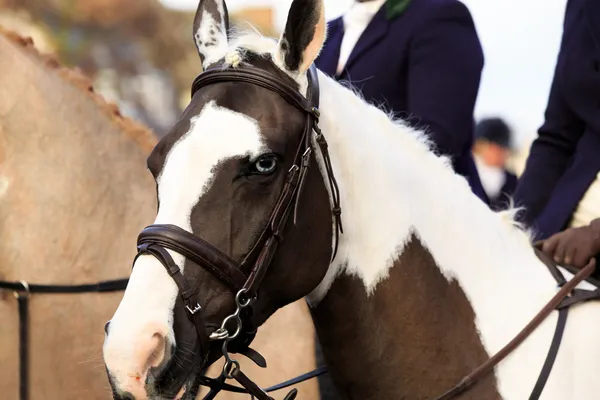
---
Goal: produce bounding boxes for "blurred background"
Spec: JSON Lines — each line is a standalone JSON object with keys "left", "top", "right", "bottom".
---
{"left": 0, "top": 0, "right": 568, "bottom": 173}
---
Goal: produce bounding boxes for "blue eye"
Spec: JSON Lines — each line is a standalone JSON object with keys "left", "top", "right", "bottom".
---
{"left": 253, "top": 154, "right": 278, "bottom": 174}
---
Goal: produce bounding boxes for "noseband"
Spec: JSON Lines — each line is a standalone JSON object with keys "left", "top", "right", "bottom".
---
{"left": 133, "top": 63, "right": 342, "bottom": 398}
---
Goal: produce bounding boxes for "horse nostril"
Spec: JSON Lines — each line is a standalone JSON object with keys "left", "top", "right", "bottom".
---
{"left": 135, "top": 330, "right": 168, "bottom": 373}
{"left": 104, "top": 321, "right": 111, "bottom": 335}
{"left": 149, "top": 333, "right": 167, "bottom": 368}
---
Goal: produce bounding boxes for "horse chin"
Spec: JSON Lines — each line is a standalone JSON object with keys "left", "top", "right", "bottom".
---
{"left": 172, "top": 344, "right": 226, "bottom": 399}
{"left": 205, "top": 344, "right": 226, "bottom": 368}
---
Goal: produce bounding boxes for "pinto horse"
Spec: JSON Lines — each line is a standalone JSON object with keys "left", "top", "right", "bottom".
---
{"left": 103, "top": 0, "right": 600, "bottom": 399}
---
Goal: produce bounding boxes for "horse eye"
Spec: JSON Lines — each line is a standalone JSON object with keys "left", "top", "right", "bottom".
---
{"left": 253, "top": 154, "right": 278, "bottom": 174}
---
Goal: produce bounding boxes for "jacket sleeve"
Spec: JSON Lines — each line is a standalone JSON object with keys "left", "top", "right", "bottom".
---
{"left": 512, "top": 2, "right": 586, "bottom": 225}
{"left": 406, "top": 0, "right": 483, "bottom": 159}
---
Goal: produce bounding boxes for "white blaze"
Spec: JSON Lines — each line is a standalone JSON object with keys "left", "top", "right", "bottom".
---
{"left": 103, "top": 101, "right": 265, "bottom": 392}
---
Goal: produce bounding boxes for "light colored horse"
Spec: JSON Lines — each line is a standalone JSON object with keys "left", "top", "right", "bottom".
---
{"left": 0, "top": 27, "right": 318, "bottom": 400}
{"left": 0, "top": 27, "right": 157, "bottom": 400}
{"left": 103, "top": 0, "right": 600, "bottom": 399}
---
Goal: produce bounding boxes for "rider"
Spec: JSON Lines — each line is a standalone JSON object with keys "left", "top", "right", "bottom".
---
{"left": 315, "top": 0, "right": 488, "bottom": 203}
{"left": 472, "top": 117, "right": 518, "bottom": 211}
{"left": 512, "top": 0, "right": 600, "bottom": 269}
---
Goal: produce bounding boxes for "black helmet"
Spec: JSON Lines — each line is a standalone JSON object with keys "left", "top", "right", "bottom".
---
{"left": 474, "top": 117, "right": 512, "bottom": 149}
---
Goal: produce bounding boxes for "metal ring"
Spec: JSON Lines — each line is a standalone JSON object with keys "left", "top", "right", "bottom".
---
{"left": 220, "top": 313, "right": 242, "bottom": 340}
{"left": 222, "top": 359, "right": 240, "bottom": 380}
{"left": 235, "top": 289, "right": 254, "bottom": 308}
{"left": 13, "top": 280, "right": 30, "bottom": 299}
{"left": 20, "top": 281, "right": 30, "bottom": 292}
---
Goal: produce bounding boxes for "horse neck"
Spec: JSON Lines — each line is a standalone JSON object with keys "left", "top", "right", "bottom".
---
{"left": 310, "top": 235, "right": 500, "bottom": 399}
{"left": 307, "top": 71, "right": 559, "bottom": 396}
{"left": 311, "top": 71, "right": 554, "bottom": 300}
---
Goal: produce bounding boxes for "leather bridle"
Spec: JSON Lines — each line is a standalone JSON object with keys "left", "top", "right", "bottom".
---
{"left": 132, "top": 63, "right": 342, "bottom": 399}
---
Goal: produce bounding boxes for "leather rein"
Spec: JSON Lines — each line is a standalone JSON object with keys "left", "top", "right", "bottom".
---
{"left": 132, "top": 63, "right": 342, "bottom": 400}
{"left": 435, "top": 253, "right": 598, "bottom": 400}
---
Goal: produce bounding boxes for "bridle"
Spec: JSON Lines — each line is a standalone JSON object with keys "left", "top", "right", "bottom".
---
{"left": 132, "top": 62, "right": 342, "bottom": 399}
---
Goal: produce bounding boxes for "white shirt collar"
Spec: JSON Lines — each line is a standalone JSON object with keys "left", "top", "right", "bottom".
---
{"left": 337, "top": 0, "right": 386, "bottom": 74}
{"left": 474, "top": 155, "right": 506, "bottom": 199}
{"left": 343, "top": 0, "right": 386, "bottom": 26}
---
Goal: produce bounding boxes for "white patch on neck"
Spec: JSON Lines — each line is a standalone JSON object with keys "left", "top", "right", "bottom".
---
{"left": 304, "top": 71, "right": 600, "bottom": 399}
{"left": 304, "top": 70, "right": 542, "bottom": 304}
{"left": 104, "top": 101, "right": 264, "bottom": 381}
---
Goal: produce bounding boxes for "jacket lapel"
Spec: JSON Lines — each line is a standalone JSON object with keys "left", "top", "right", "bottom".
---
{"left": 316, "top": 18, "right": 344, "bottom": 77}
{"left": 340, "top": 5, "right": 391, "bottom": 75}
{"left": 585, "top": 0, "right": 600, "bottom": 53}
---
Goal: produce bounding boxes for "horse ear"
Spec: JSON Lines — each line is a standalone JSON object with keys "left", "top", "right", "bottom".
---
{"left": 193, "top": 0, "right": 230, "bottom": 68}
{"left": 276, "top": 0, "right": 326, "bottom": 74}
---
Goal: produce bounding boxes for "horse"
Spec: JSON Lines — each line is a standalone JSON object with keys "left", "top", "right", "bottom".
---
{"left": 102, "top": 0, "right": 600, "bottom": 399}
{"left": 0, "top": 27, "right": 157, "bottom": 400}
{"left": 0, "top": 26, "right": 318, "bottom": 400}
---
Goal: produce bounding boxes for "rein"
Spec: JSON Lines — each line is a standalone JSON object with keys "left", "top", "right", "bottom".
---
{"left": 185, "top": 245, "right": 600, "bottom": 400}
{"left": 435, "top": 251, "right": 598, "bottom": 400}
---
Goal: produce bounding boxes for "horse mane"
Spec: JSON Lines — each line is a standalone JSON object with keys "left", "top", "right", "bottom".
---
{"left": 309, "top": 67, "right": 546, "bottom": 301}
{"left": 0, "top": 26, "right": 157, "bottom": 153}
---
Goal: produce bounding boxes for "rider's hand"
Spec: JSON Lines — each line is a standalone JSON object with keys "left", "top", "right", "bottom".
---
{"left": 538, "top": 218, "right": 600, "bottom": 268}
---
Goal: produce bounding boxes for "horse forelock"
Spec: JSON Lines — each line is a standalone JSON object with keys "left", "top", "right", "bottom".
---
{"left": 217, "top": 30, "right": 311, "bottom": 96}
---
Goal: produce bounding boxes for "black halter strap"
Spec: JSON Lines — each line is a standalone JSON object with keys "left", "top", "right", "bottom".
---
{"left": 0, "top": 278, "right": 129, "bottom": 400}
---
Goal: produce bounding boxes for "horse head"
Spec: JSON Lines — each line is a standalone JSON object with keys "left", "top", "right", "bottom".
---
{"left": 103, "top": 1, "right": 337, "bottom": 398}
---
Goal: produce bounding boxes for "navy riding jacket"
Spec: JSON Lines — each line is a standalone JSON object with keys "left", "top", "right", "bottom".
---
{"left": 513, "top": 0, "right": 600, "bottom": 239}
{"left": 315, "top": 0, "right": 488, "bottom": 202}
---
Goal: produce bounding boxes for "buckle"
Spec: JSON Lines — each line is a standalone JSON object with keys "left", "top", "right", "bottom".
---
{"left": 13, "top": 280, "right": 30, "bottom": 299}
{"left": 310, "top": 107, "right": 320, "bottom": 119}
{"left": 286, "top": 165, "right": 300, "bottom": 183}
{"left": 301, "top": 148, "right": 312, "bottom": 167}
{"left": 186, "top": 302, "right": 202, "bottom": 315}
